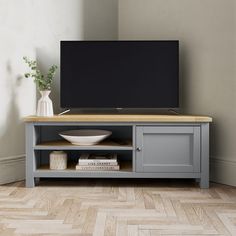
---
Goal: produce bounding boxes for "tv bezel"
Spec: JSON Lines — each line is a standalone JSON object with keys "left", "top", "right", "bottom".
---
{"left": 60, "top": 40, "right": 179, "bottom": 110}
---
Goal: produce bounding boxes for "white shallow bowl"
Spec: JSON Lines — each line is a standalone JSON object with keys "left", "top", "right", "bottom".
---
{"left": 59, "top": 129, "right": 112, "bottom": 146}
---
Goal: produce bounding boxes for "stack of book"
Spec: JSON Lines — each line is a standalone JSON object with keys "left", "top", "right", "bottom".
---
{"left": 76, "top": 153, "right": 120, "bottom": 171}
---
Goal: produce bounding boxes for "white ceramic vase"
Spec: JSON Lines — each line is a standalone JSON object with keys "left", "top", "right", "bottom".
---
{"left": 37, "top": 90, "right": 54, "bottom": 117}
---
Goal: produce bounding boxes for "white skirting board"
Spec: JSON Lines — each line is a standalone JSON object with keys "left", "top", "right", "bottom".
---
{"left": 0, "top": 155, "right": 25, "bottom": 185}
{"left": 210, "top": 157, "right": 236, "bottom": 187}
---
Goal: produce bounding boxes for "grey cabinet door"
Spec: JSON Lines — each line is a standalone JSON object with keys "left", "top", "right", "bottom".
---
{"left": 136, "top": 126, "right": 200, "bottom": 173}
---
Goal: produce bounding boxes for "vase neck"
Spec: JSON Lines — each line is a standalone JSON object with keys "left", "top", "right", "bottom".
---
{"left": 40, "top": 90, "right": 51, "bottom": 97}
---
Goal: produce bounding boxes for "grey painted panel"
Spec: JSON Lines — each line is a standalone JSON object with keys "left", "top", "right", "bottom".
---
{"left": 132, "top": 125, "right": 136, "bottom": 172}
{"left": 33, "top": 170, "right": 201, "bottom": 178}
{"left": 193, "top": 127, "right": 200, "bottom": 172}
{"left": 138, "top": 126, "right": 195, "bottom": 134}
{"left": 25, "top": 123, "right": 36, "bottom": 187}
{"left": 200, "top": 123, "right": 209, "bottom": 188}
{"left": 136, "top": 127, "right": 144, "bottom": 172}
{"left": 143, "top": 134, "right": 191, "bottom": 166}
{"left": 136, "top": 126, "right": 200, "bottom": 173}
{"left": 25, "top": 121, "right": 209, "bottom": 188}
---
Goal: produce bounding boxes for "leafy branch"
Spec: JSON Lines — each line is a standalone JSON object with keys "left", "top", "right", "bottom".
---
{"left": 23, "top": 57, "right": 58, "bottom": 91}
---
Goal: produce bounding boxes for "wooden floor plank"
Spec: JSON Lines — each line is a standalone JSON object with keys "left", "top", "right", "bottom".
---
{"left": 0, "top": 180, "right": 235, "bottom": 235}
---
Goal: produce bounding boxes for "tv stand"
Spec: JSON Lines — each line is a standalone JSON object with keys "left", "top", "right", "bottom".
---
{"left": 167, "top": 108, "right": 180, "bottom": 115}
{"left": 58, "top": 109, "right": 71, "bottom": 116}
{"left": 24, "top": 114, "right": 212, "bottom": 188}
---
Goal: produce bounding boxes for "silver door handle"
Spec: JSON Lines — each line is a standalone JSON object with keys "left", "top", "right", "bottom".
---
{"left": 136, "top": 147, "right": 142, "bottom": 152}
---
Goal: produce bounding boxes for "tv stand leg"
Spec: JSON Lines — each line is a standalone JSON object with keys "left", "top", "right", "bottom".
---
{"left": 200, "top": 123, "right": 210, "bottom": 189}
{"left": 26, "top": 177, "right": 35, "bottom": 188}
{"left": 200, "top": 177, "right": 209, "bottom": 189}
{"left": 25, "top": 123, "right": 36, "bottom": 188}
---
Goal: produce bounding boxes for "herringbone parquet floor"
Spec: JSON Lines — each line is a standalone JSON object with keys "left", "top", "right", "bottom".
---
{"left": 0, "top": 179, "right": 236, "bottom": 236}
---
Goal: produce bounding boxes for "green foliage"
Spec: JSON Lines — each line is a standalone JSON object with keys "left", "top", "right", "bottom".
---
{"left": 23, "top": 57, "right": 58, "bottom": 91}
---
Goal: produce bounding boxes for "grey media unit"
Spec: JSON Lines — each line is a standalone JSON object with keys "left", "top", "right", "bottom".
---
{"left": 24, "top": 114, "right": 212, "bottom": 188}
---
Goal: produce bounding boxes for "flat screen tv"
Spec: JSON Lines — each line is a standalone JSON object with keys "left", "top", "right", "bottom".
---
{"left": 60, "top": 40, "right": 179, "bottom": 109}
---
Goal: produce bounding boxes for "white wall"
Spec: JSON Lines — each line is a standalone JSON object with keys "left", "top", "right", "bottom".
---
{"left": 0, "top": 0, "right": 36, "bottom": 183}
{"left": 0, "top": 0, "right": 118, "bottom": 184}
{"left": 119, "top": 0, "right": 236, "bottom": 186}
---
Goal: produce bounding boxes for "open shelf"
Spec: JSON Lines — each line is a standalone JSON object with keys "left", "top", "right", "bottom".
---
{"left": 34, "top": 140, "right": 133, "bottom": 151}
{"left": 34, "top": 161, "right": 132, "bottom": 178}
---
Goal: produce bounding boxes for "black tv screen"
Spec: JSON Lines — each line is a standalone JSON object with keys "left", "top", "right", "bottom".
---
{"left": 60, "top": 41, "right": 179, "bottom": 108}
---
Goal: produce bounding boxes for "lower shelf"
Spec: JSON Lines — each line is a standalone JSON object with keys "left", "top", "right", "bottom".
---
{"left": 33, "top": 162, "right": 201, "bottom": 179}
{"left": 34, "top": 161, "right": 132, "bottom": 177}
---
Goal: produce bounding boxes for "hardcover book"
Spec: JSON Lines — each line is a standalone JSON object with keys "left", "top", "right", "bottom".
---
{"left": 78, "top": 153, "right": 118, "bottom": 166}
{"left": 75, "top": 165, "right": 120, "bottom": 171}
